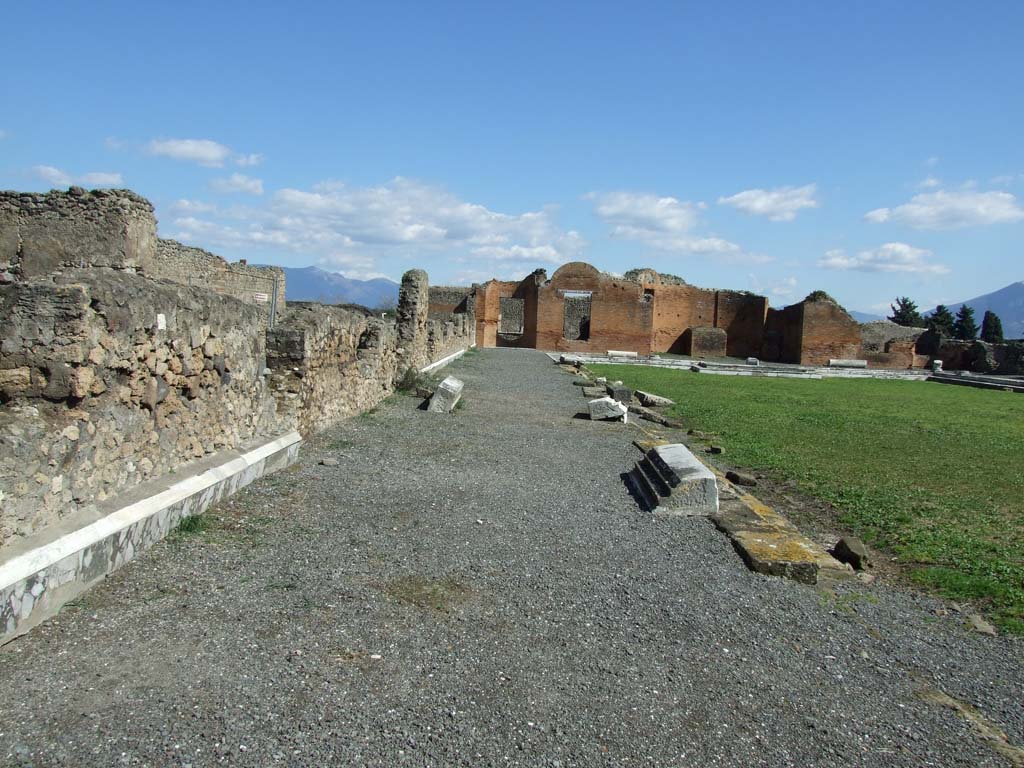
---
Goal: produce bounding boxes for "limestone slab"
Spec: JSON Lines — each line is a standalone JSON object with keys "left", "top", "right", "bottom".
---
{"left": 588, "top": 396, "right": 627, "bottom": 421}
{"left": 427, "top": 375, "right": 464, "bottom": 413}
{"left": 646, "top": 443, "right": 718, "bottom": 515}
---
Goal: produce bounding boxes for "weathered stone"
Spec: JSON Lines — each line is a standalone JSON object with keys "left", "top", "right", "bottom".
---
{"left": 635, "top": 390, "right": 674, "bottom": 408}
{"left": 827, "top": 359, "right": 868, "bottom": 369}
{"left": 319, "top": 457, "right": 339, "bottom": 467}
{"left": 427, "top": 375, "right": 464, "bottom": 413}
{"left": 830, "top": 536, "right": 870, "bottom": 571}
{"left": 142, "top": 376, "right": 169, "bottom": 411}
{"left": 588, "top": 396, "right": 628, "bottom": 422}
{"left": 968, "top": 614, "right": 997, "bottom": 636}
{"left": 646, "top": 444, "right": 718, "bottom": 515}
{"left": 581, "top": 386, "right": 606, "bottom": 398}
{"left": 746, "top": 357, "right": 760, "bottom": 366}
{"left": 705, "top": 445, "right": 724, "bottom": 455}
{"left": 726, "top": 470, "right": 757, "bottom": 486}
{"left": 0, "top": 367, "right": 31, "bottom": 395}
{"left": 606, "top": 384, "right": 633, "bottom": 404}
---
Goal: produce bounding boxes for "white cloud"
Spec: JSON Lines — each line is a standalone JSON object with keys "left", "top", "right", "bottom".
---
{"left": 234, "top": 153, "right": 264, "bottom": 167}
{"left": 917, "top": 176, "right": 941, "bottom": 189}
{"left": 818, "top": 242, "right": 949, "bottom": 275}
{"left": 717, "top": 183, "right": 819, "bottom": 221}
{"left": 749, "top": 274, "right": 798, "bottom": 299}
{"left": 146, "top": 138, "right": 233, "bottom": 167}
{"left": 33, "top": 165, "right": 72, "bottom": 187}
{"left": 865, "top": 189, "right": 1024, "bottom": 229}
{"left": 78, "top": 171, "right": 124, "bottom": 186}
{"left": 925, "top": 156, "right": 940, "bottom": 167}
{"left": 32, "top": 165, "right": 122, "bottom": 188}
{"left": 0, "top": 129, "right": 8, "bottom": 140}
{"left": 991, "top": 173, "right": 1023, "bottom": 187}
{"left": 210, "top": 173, "right": 264, "bottom": 195}
{"left": 171, "top": 199, "right": 218, "bottom": 214}
{"left": 167, "top": 177, "right": 582, "bottom": 279}
{"left": 588, "top": 190, "right": 759, "bottom": 260}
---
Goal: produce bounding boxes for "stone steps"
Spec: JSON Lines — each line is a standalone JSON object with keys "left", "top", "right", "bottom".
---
{"left": 627, "top": 443, "right": 718, "bottom": 516}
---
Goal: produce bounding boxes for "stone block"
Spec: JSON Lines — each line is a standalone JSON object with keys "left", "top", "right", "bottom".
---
{"left": 427, "top": 375, "right": 464, "bottom": 413}
{"left": 588, "top": 396, "right": 627, "bottom": 421}
{"left": 607, "top": 350, "right": 638, "bottom": 358}
{"left": 606, "top": 384, "right": 633, "bottom": 403}
{"left": 581, "top": 386, "right": 606, "bottom": 397}
{"left": 646, "top": 443, "right": 718, "bottom": 515}
{"left": 636, "top": 389, "right": 674, "bottom": 407}
{"left": 827, "top": 359, "right": 868, "bottom": 369}
{"left": 830, "top": 537, "right": 870, "bottom": 570}
{"left": 746, "top": 357, "right": 760, "bottom": 366}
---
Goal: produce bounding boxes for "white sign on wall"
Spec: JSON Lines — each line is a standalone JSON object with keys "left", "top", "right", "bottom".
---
{"left": 254, "top": 292, "right": 269, "bottom": 303}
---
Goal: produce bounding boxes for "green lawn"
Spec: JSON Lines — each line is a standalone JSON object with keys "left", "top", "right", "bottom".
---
{"left": 591, "top": 365, "right": 1024, "bottom": 632}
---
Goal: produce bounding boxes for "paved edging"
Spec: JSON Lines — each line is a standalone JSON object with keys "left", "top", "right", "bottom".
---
{"left": 0, "top": 430, "right": 302, "bottom": 645}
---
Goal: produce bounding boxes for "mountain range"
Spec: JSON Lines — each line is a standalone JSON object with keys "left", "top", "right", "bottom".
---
{"left": 852, "top": 281, "right": 1024, "bottom": 338}
{"left": 277, "top": 266, "right": 399, "bottom": 308}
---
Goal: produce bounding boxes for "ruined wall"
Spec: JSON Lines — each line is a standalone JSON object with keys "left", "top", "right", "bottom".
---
{"left": 428, "top": 286, "right": 474, "bottom": 315}
{"left": 534, "top": 263, "right": 654, "bottom": 354}
{"left": 0, "top": 188, "right": 156, "bottom": 281}
{"left": 0, "top": 189, "right": 475, "bottom": 553}
{"left": 0, "top": 271, "right": 283, "bottom": 547}
{"left": 150, "top": 240, "right": 285, "bottom": 327}
{"left": 798, "top": 299, "right": 862, "bottom": 364}
{"left": 646, "top": 283, "right": 766, "bottom": 358}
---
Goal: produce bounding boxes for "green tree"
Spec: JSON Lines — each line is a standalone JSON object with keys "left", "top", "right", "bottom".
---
{"left": 980, "top": 310, "right": 1004, "bottom": 343}
{"left": 927, "top": 304, "right": 955, "bottom": 336}
{"left": 953, "top": 304, "right": 979, "bottom": 340}
{"left": 888, "top": 297, "right": 923, "bottom": 327}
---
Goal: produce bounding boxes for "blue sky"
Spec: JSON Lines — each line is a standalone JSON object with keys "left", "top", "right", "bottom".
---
{"left": 2, "top": 1, "right": 1022, "bottom": 312}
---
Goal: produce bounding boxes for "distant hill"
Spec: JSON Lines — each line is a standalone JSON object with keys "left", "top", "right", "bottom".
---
{"left": 945, "top": 281, "right": 1024, "bottom": 340}
{"left": 276, "top": 266, "right": 400, "bottom": 308}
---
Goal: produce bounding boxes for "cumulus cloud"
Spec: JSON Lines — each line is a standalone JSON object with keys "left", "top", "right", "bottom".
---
{"left": 146, "top": 138, "right": 234, "bottom": 167}
{"left": 865, "top": 189, "right": 1024, "bottom": 229}
{"left": 588, "top": 190, "right": 760, "bottom": 260}
{"left": 171, "top": 199, "right": 218, "bottom": 214}
{"left": 749, "top": 274, "right": 798, "bottom": 299}
{"left": 32, "top": 165, "right": 123, "bottom": 188}
{"left": 818, "top": 242, "right": 949, "bottom": 275}
{"left": 210, "top": 173, "right": 264, "bottom": 195}
{"left": 717, "top": 184, "right": 819, "bottom": 221}
{"left": 234, "top": 153, "right": 264, "bottom": 167}
{"left": 168, "top": 177, "right": 583, "bottom": 279}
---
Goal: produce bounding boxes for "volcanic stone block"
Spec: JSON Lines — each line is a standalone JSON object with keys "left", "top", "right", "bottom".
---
{"left": 588, "top": 396, "right": 627, "bottom": 421}
{"left": 646, "top": 443, "right": 718, "bottom": 515}
{"left": 606, "top": 384, "right": 633, "bottom": 404}
{"left": 427, "top": 375, "right": 464, "bottom": 413}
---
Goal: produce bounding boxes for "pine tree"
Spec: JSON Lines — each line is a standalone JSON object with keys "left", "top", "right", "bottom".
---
{"left": 953, "top": 304, "right": 979, "bottom": 340}
{"left": 980, "top": 310, "right": 1004, "bottom": 343}
{"left": 888, "top": 297, "right": 923, "bottom": 327}
{"left": 927, "top": 304, "right": 955, "bottom": 336}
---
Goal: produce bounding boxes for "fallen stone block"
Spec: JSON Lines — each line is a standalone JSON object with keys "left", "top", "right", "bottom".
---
{"left": 581, "top": 386, "right": 606, "bottom": 398}
{"left": 746, "top": 357, "right": 760, "bottom": 366}
{"left": 636, "top": 390, "right": 674, "bottom": 408}
{"left": 427, "top": 375, "right": 464, "bottom": 413}
{"left": 607, "top": 350, "right": 638, "bottom": 358}
{"left": 725, "top": 470, "right": 757, "bottom": 487}
{"left": 588, "top": 396, "right": 628, "bottom": 422}
{"left": 705, "top": 445, "right": 724, "bottom": 455}
{"left": 646, "top": 444, "right": 718, "bottom": 515}
{"left": 830, "top": 536, "right": 870, "bottom": 570}
{"left": 627, "top": 403, "right": 670, "bottom": 426}
{"left": 606, "top": 384, "right": 633, "bottom": 403}
{"left": 729, "top": 530, "right": 822, "bottom": 585}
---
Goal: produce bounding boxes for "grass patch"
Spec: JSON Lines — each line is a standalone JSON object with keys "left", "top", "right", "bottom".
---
{"left": 591, "top": 364, "right": 1024, "bottom": 631}
{"left": 384, "top": 575, "right": 470, "bottom": 612}
{"left": 174, "top": 513, "right": 213, "bottom": 535}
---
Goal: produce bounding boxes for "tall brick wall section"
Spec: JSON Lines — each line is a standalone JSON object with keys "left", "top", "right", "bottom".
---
{"left": 428, "top": 286, "right": 474, "bottom": 315}
{"left": 796, "top": 300, "right": 862, "bottom": 365}
{"left": 684, "top": 326, "right": 728, "bottom": 357}
{"left": 533, "top": 263, "right": 654, "bottom": 354}
{"left": 647, "top": 283, "right": 767, "bottom": 357}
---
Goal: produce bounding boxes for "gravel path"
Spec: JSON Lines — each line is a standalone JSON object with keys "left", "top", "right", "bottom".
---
{"left": 1, "top": 348, "right": 1021, "bottom": 767}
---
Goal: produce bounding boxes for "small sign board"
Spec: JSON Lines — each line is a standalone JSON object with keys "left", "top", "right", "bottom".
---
{"left": 253, "top": 292, "right": 269, "bottom": 303}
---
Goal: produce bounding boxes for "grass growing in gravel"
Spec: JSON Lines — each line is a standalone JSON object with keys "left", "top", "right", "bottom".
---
{"left": 385, "top": 575, "right": 470, "bottom": 612}
{"left": 591, "top": 365, "right": 1024, "bottom": 632}
{"left": 174, "top": 513, "right": 213, "bottom": 535}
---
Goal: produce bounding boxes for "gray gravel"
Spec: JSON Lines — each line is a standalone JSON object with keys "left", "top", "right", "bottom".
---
{"left": 1, "top": 348, "right": 1021, "bottom": 767}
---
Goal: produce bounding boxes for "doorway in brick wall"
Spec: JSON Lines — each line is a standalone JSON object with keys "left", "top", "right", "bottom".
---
{"left": 563, "top": 291, "right": 592, "bottom": 341}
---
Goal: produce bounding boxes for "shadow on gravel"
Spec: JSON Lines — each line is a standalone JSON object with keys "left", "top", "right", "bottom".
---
{"left": 620, "top": 471, "right": 654, "bottom": 513}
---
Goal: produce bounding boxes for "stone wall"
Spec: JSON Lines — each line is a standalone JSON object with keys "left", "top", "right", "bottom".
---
{"left": 0, "top": 188, "right": 156, "bottom": 281}
{"left": 0, "top": 270, "right": 284, "bottom": 547}
{"left": 684, "top": 326, "right": 728, "bottom": 358}
{"left": 0, "top": 188, "right": 475, "bottom": 555}
{"left": 428, "top": 286, "right": 474, "bottom": 314}
{"left": 499, "top": 297, "right": 525, "bottom": 334}
{"left": 151, "top": 240, "right": 285, "bottom": 327}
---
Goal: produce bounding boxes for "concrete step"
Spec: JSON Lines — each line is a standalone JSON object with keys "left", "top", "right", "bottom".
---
{"left": 627, "top": 467, "right": 658, "bottom": 512}
{"left": 636, "top": 458, "right": 672, "bottom": 501}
